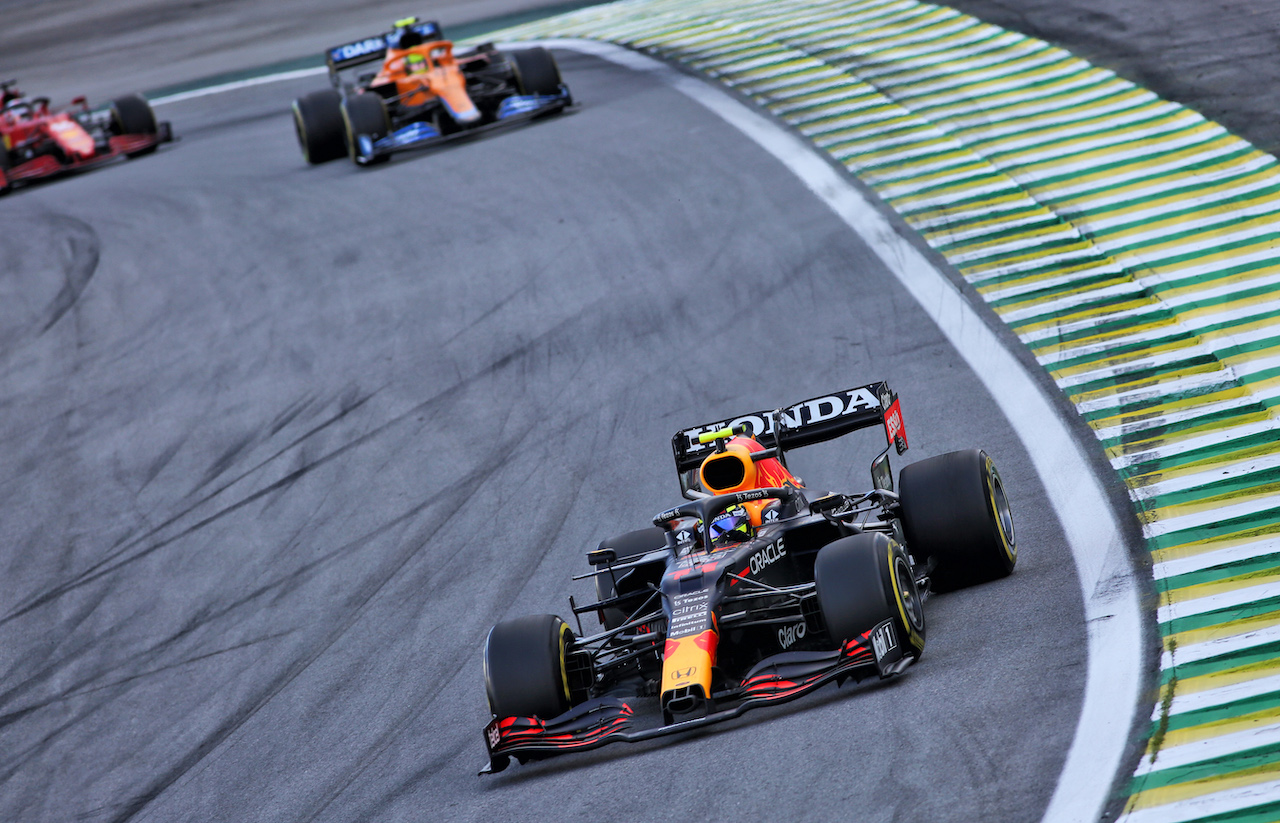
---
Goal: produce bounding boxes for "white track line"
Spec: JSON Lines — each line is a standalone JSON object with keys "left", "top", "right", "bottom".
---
{"left": 1123, "top": 779, "right": 1280, "bottom": 823}
{"left": 1153, "top": 536, "right": 1280, "bottom": 580}
{"left": 1159, "top": 580, "right": 1280, "bottom": 624}
{"left": 1135, "top": 719, "right": 1280, "bottom": 774}
{"left": 1161, "top": 670, "right": 1280, "bottom": 717}
{"left": 148, "top": 66, "right": 327, "bottom": 106}
{"left": 1164, "top": 623, "right": 1280, "bottom": 667}
{"left": 165, "top": 40, "right": 1146, "bottom": 823}
{"left": 526, "top": 37, "right": 1141, "bottom": 823}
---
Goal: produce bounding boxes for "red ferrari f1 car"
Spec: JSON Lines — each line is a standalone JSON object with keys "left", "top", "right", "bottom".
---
{"left": 480, "top": 382, "right": 1017, "bottom": 773}
{"left": 0, "top": 80, "right": 173, "bottom": 195}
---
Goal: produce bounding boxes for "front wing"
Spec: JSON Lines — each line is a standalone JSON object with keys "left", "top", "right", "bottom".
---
{"left": 480, "top": 618, "right": 910, "bottom": 774}
{"left": 354, "top": 88, "right": 571, "bottom": 164}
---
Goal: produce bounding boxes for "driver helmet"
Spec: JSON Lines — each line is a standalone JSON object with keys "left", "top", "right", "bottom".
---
{"left": 396, "top": 24, "right": 424, "bottom": 49}
{"left": 404, "top": 51, "right": 428, "bottom": 74}
{"left": 709, "top": 504, "right": 753, "bottom": 548}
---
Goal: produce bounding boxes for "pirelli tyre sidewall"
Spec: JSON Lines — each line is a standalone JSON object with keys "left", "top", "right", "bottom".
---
{"left": 814, "top": 533, "right": 925, "bottom": 661}
{"left": 899, "top": 448, "right": 1017, "bottom": 592}
{"left": 109, "top": 94, "right": 157, "bottom": 137}
{"left": 292, "top": 89, "right": 346, "bottom": 165}
{"left": 593, "top": 526, "right": 668, "bottom": 630}
{"left": 509, "top": 47, "right": 563, "bottom": 96}
{"left": 340, "top": 93, "right": 391, "bottom": 165}
{"left": 109, "top": 94, "right": 159, "bottom": 158}
{"left": 484, "top": 614, "right": 573, "bottom": 721}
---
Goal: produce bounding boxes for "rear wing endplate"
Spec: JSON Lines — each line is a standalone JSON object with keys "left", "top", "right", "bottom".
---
{"left": 671, "top": 382, "right": 908, "bottom": 480}
{"left": 326, "top": 20, "right": 444, "bottom": 72}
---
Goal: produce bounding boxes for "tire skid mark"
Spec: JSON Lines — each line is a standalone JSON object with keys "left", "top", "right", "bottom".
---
{"left": 114, "top": 308, "right": 602, "bottom": 820}
{"left": 62, "top": 630, "right": 296, "bottom": 700}
{"left": 39, "top": 214, "right": 100, "bottom": 335}
{"left": 4, "top": 297, "right": 602, "bottom": 630}
{"left": 1, "top": 387, "right": 383, "bottom": 624}
{"left": 0, "top": 303, "right": 606, "bottom": 818}
{"left": 2, "top": 492, "right": 416, "bottom": 745}
{"left": 0, "top": 532, "right": 332, "bottom": 724}
{"left": 341, "top": 737, "right": 473, "bottom": 823}
{"left": 1, "top": 477, "right": 451, "bottom": 814}
{"left": 298, "top": 428, "right": 593, "bottom": 822}
{"left": 0, "top": 210, "right": 99, "bottom": 362}
{"left": 138, "top": 428, "right": 192, "bottom": 495}
{"left": 0, "top": 572, "right": 116, "bottom": 714}
{"left": 267, "top": 392, "right": 316, "bottom": 437}
{"left": 187, "top": 385, "right": 377, "bottom": 501}
{"left": 0, "top": 631, "right": 293, "bottom": 748}
{"left": 105, "top": 429, "right": 538, "bottom": 823}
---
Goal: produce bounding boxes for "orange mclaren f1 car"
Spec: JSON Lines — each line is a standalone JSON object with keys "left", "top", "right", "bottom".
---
{"left": 480, "top": 382, "right": 1018, "bottom": 773}
{"left": 0, "top": 80, "right": 172, "bottom": 195}
{"left": 292, "top": 17, "right": 571, "bottom": 166}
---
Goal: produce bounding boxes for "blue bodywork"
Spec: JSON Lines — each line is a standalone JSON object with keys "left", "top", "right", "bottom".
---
{"left": 496, "top": 91, "right": 569, "bottom": 120}
{"left": 354, "top": 86, "right": 571, "bottom": 163}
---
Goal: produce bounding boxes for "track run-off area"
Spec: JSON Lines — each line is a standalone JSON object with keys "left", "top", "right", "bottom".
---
{"left": 490, "top": 1, "right": 1280, "bottom": 821}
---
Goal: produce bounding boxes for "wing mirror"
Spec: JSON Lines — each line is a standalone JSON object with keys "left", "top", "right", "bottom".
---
{"left": 587, "top": 548, "right": 616, "bottom": 567}
{"left": 871, "top": 450, "right": 894, "bottom": 492}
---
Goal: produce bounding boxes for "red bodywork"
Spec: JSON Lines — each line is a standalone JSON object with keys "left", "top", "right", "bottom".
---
{"left": 0, "top": 92, "right": 169, "bottom": 193}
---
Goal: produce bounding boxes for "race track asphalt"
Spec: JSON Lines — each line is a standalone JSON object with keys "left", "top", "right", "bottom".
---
{"left": 0, "top": 49, "right": 1096, "bottom": 822}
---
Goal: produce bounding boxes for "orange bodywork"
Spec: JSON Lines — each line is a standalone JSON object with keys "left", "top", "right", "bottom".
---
{"left": 657, "top": 436, "right": 804, "bottom": 711}
{"left": 374, "top": 40, "right": 480, "bottom": 123}
{"left": 661, "top": 631, "right": 718, "bottom": 702}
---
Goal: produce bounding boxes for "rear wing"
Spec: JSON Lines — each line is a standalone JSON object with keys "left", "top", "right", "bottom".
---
{"left": 325, "top": 20, "right": 444, "bottom": 72}
{"left": 671, "top": 382, "right": 908, "bottom": 487}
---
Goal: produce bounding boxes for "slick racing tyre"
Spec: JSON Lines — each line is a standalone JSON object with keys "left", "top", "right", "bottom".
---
{"left": 898, "top": 448, "right": 1017, "bottom": 592}
{"left": 815, "top": 533, "right": 925, "bottom": 661}
{"left": 109, "top": 94, "right": 159, "bottom": 157}
{"left": 340, "top": 93, "right": 390, "bottom": 165}
{"left": 485, "top": 614, "right": 575, "bottom": 720}
{"left": 292, "top": 89, "right": 346, "bottom": 164}
{"left": 0, "top": 149, "right": 10, "bottom": 196}
{"left": 510, "top": 48, "right": 563, "bottom": 96}
{"left": 593, "top": 526, "right": 668, "bottom": 630}
{"left": 109, "top": 94, "right": 157, "bottom": 135}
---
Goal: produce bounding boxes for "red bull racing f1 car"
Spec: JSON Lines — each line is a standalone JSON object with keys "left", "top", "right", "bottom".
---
{"left": 0, "top": 80, "right": 172, "bottom": 195}
{"left": 480, "top": 383, "right": 1018, "bottom": 773}
{"left": 292, "top": 17, "right": 571, "bottom": 166}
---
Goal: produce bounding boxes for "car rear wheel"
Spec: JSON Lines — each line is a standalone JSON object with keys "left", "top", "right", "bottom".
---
{"left": 814, "top": 532, "right": 925, "bottom": 661}
{"left": 110, "top": 94, "right": 159, "bottom": 157}
{"left": 898, "top": 448, "right": 1017, "bottom": 592}
{"left": 594, "top": 526, "right": 668, "bottom": 630}
{"left": 484, "top": 614, "right": 575, "bottom": 720}
{"left": 510, "top": 48, "right": 563, "bottom": 96}
{"left": 292, "top": 89, "right": 346, "bottom": 164}
{"left": 341, "top": 93, "right": 391, "bottom": 165}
